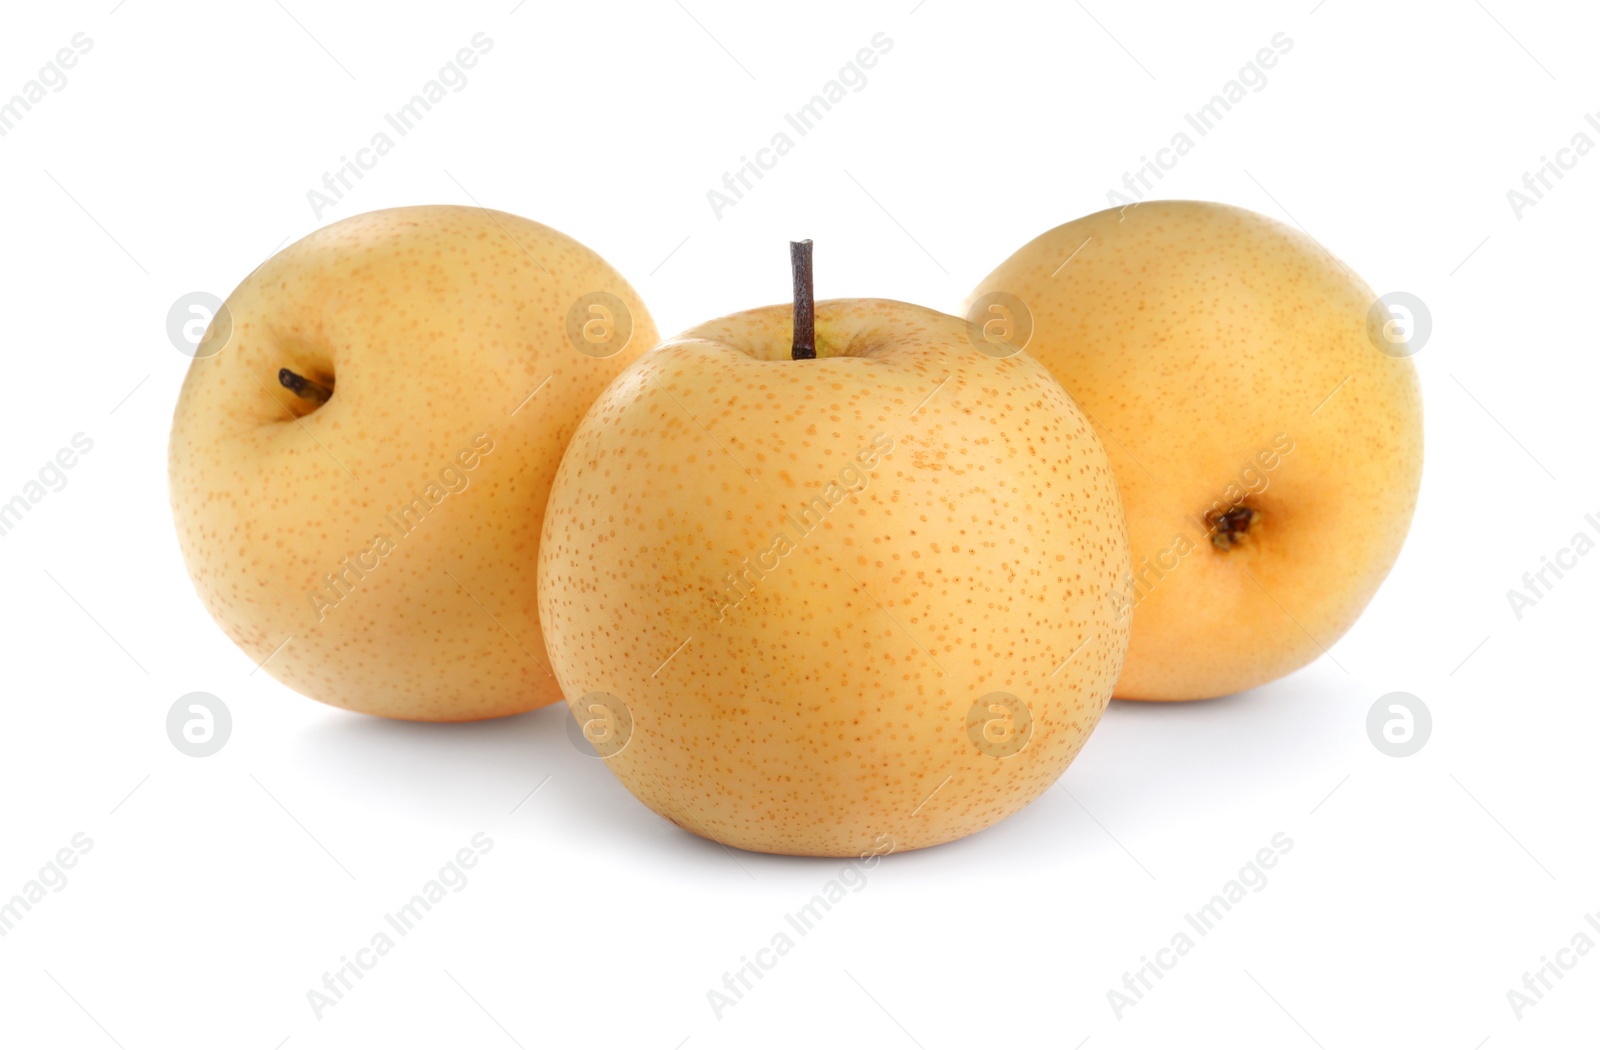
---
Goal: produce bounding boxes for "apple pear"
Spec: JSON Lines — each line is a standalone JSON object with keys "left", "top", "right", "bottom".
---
{"left": 538, "top": 271, "right": 1130, "bottom": 856}
{"left": 169, "top": 205, "right": 657, "bottom": 720}
{"left": 966, "top": 201, "right": 1423, "bottom": 700}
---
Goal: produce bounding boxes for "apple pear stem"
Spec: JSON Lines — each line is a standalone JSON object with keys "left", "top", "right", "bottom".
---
{"left": 790, "top": 239, "right": 816, "bottom": 360}
{"left": 279, "top": 368, "right": 333, "bottom": 407}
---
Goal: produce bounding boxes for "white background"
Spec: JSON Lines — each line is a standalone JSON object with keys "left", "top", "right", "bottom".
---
{"left": 2, "top": 0, "right": 1596, "bottom": 1047}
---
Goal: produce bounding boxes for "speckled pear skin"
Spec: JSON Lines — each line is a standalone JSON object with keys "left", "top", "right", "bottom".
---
{"left": 967, "top": 201, "right": 1423, "bottom": 701}
{"left": 169, "top": 205, "right": 657, "bottom": 721}
{"left": 538, "top": 299, "right": 1131, "bottom": 856}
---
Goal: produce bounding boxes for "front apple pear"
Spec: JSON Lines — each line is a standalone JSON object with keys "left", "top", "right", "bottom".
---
{"left": 537, "top": 297, "right": 1131, "bottom": 856}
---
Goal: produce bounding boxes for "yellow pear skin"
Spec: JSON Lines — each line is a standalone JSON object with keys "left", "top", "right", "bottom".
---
{"left": 538, "top": 299, "right": 1131, "bottom": 856}
{"left": 169, "top": 205, "right": 657, "bottom": 720}
{"left": 967, "top": 201, "right": 1422, "bottom": 701}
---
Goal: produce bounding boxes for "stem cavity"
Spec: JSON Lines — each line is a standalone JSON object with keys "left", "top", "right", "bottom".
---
{"left": 1209, "top": 504, "right": 1260, "bottom": 551}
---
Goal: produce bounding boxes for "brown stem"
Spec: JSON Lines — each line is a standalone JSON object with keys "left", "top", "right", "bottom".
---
{"left": 279, "top": 368, "right": 332, "bottom": 406}
{"left": 790, "top": 239, "right": 815, "bottom": 360}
